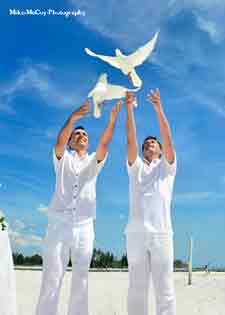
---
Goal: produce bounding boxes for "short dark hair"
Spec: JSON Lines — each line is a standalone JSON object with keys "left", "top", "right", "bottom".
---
{"left": 74, "top": 126, "right": 86, "bottom": 131}
{"left": 142, "top": 136, "right": 162, "bottom": 153}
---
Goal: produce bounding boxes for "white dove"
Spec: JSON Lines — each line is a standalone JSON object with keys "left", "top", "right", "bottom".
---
{"left": 88, "top": 73, "right": 139, "bottom": 118}
{"left": 85, "top": 31, "right": 159, "bottom": 88}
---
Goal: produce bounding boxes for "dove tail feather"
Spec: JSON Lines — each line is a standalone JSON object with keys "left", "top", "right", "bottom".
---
{"left": 94, "top": 102, "right": 102, "bottom": 119}
{"left": 129, "top": 69, "right": 142, "bottom": 88}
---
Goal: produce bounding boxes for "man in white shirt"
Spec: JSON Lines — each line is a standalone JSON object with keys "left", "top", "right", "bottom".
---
{"left": 125, "top": 89, "right": 177, "bottom": 315}
{"left": 36, "top": 99, "right": 122, "bottom": 315}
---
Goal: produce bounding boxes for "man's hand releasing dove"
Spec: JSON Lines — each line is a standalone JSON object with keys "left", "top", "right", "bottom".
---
{"left": 88, "top": 73, "right": 139, "bottom": 118}
{"left": 85, "top": 32, "right": 159, "bottom": 88}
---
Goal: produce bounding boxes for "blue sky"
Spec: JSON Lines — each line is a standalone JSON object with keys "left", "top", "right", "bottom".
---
{"left": 0, "top": 0, "right": 225, "bottom": 267}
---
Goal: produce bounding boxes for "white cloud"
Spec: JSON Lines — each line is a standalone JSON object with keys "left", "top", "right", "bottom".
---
{"left": 171, "top": 0, "right": 225, "bottom": 43}
{"left": 0, "top": 62, "right": 79, "bottom": 113}
{"left": 175, "top": 192, "right": 212, "bottom": 203}
{"left": 5, "top": 216, "right": 43, "bottom": 250}
{"left": 174, "top": 0, "right": 225, "bottom": 10}
{"left": 70, "top": 0, "right": 225, "bottom": 49}
{"left": 9, "top": 218, "right": 42, "bottom": 249}
{"left": 174, "top": 191, "right": 225, "bottom": 204}
{"left": 196, "top": 15, "right": 221, "bottom": 43}
{"left": 1, "top": 173, "right": 48, "bottom": 195}
{"left": 12, "top": 219, "right": 26, "bottom": 231}
{"left": 37, "top": 204, "right": 48, "bottom": 213}
{"left": 9, "top": 229, "right": 42, "bottom": 248}
{"left": 170, "top": 0, "right": 225, "bottom": 15}
{"left": 70, "top": 0, "right": 170, "bottom": 49}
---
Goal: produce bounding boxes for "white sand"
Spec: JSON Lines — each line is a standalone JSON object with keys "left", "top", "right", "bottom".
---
{"left": 16, "top": 270, "right": 225, "bottom": 315}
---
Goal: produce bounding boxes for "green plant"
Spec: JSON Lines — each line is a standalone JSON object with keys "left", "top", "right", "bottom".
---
{"left": 0, "top": 217, "right": 7, "bottom": 231}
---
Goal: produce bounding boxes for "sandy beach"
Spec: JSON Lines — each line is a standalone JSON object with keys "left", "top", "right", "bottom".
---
{"left": 15, "top": 270, "right": 225, "bottom": 315}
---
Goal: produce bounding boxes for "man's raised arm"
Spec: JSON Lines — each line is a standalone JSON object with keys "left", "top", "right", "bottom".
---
{"left": 126, "top": 92, "right": 138, "bottom": 166}
{"left": 96, "top": 100, "right": 123, "bottom": 162}
{"left": 55, "top": 101, "right": 89, "bottom": 160}
{"left": 148, "top": 88, "right": 175, "bottom": 163}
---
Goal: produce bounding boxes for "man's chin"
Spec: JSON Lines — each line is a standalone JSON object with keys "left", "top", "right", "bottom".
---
{"left": 69, "top": 143, "right": 87, "bottom": 151}
{"left": 145, "top": 150, "right": 154, "bottom": 156}
{"left": 78, "top": 143, "right": 88, "bottom": 150}
{"left": 144, "top": 152, "right": 154, "bottom": 159}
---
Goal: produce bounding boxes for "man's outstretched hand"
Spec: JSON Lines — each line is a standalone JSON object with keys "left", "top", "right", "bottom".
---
{"left": 71, "top": 100, "right": 90, "bottom": 121}
{"left": 126, "top": 91, "right": 136, "bottom": 109}
{"left": 147, "top": 88, "right": 162, "bottom": 112}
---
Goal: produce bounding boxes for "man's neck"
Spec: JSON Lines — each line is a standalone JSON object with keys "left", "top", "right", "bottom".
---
{"left": 143, "top": 154, "right": 159, "bottom": 165}
{"left": 75, "top": 148, "right": 87, "bottom": 158}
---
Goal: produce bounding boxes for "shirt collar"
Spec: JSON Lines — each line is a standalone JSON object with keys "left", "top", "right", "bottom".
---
{"left": 69, "top": 149, "right": 89, "bottom": 160}
{"left": 143, "top": 157, "right": 160, "bottom": 166}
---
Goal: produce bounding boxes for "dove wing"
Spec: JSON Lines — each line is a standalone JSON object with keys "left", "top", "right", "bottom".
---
{"left": 127, "top": 32, "right": 159, "bottom": 67}
{"left": 104, "top": 84, "right": 126, "bottom": 100}
{"left": 85, "top": 48, "right": 121, "bottom": 69}
{"left": 104, "top": 84, "right": 140, "bottom": 100}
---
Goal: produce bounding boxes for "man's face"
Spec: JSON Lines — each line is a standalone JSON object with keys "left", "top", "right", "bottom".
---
{"left": 143, "top": 138, "right": 161, "bottom": 160}
{"left": 69, "top": 129, "right": 89, "bottom": 150}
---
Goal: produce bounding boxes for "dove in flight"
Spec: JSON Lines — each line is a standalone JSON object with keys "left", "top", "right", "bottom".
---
{"left": 85, "top": 31, "right": 159, "bottom": 88}
{"left": 88, "top": 73, "right": 139, "bottom": 118}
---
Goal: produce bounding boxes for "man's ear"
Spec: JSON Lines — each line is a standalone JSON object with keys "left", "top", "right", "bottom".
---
{"left": 159, "top": 148, "right": 162, "bottom": 159}
{"left": 67, "top": 137, "right": 72, "bottom": 150}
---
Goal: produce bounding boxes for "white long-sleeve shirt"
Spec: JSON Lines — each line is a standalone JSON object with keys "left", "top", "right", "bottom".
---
{"left": 48, "top": 149, "right": 107, "bottom": 222}
{"left": 126, "top": 155, "right": 177, "bottom": 235}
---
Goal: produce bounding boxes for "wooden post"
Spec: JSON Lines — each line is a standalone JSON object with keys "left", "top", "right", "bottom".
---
{"left": 188, "top": 237, "right": 193, "bottom": 285}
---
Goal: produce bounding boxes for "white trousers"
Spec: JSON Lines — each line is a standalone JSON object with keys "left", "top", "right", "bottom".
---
{"left": 0, "top": 231, "right": 17, "bottom": 315}
{"left": 36, "top": 213, "right": 94, "bottom": 315}
{"left": 127, "top": 231, "right": 176, "bottom": 315}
